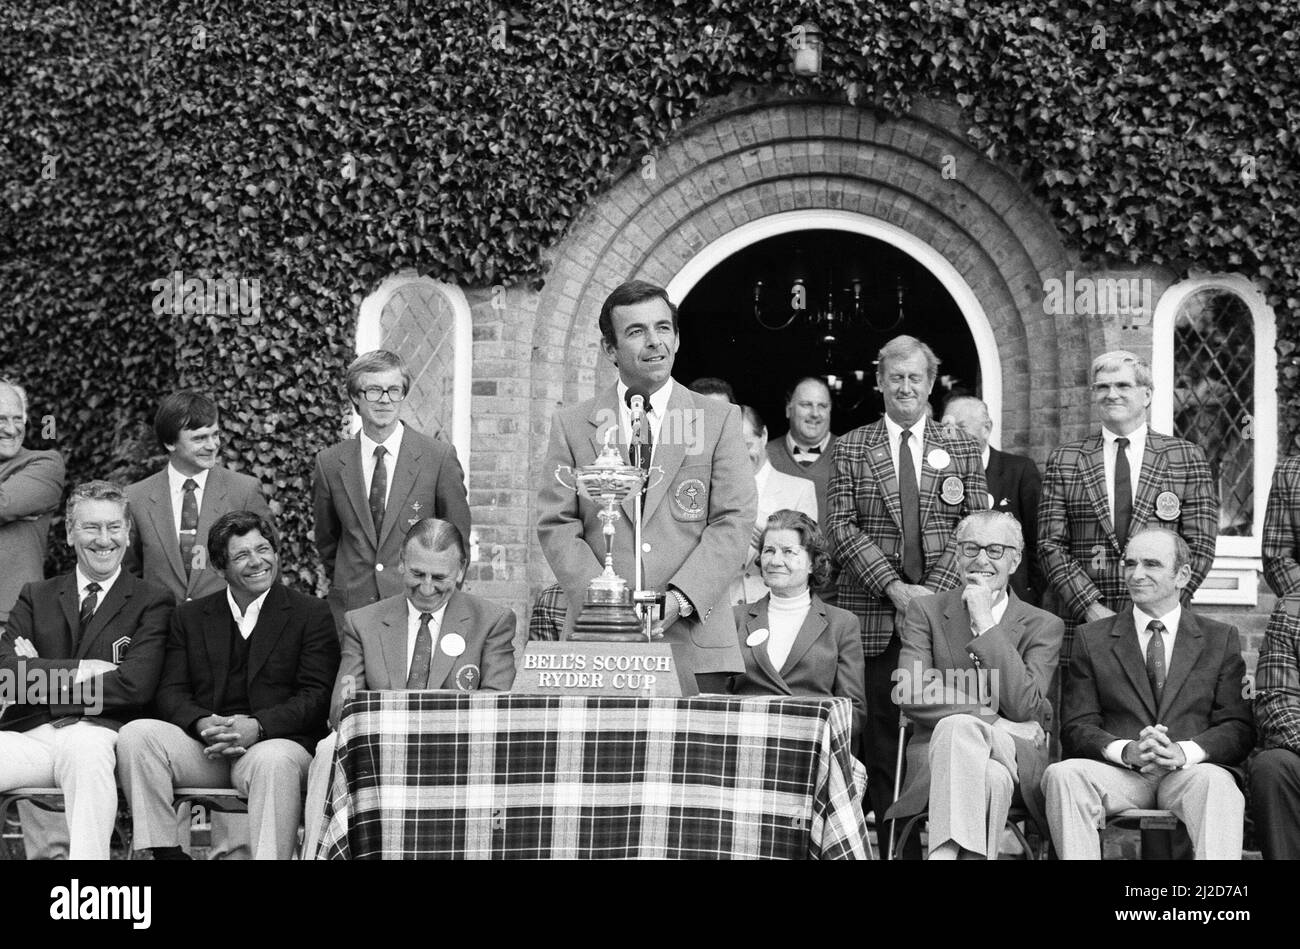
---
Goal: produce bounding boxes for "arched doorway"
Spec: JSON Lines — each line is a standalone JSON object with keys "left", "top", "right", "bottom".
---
{"left": 675, "top": 226, "right": 981, "bottom": 437}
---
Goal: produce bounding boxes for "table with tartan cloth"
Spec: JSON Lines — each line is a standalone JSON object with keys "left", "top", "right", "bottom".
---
{"left": 316, "top": 691, "right": 869, "bottom": 859}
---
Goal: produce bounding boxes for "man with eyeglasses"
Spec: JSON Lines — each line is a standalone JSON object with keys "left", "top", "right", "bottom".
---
{"left": 1039, "top": 351, "right": 1216, "bottom": 661}
{"left": 888, "top": 510, "right": 1061, "bottom": 858}
{"left": 313, "top": 350, "right": 471, "bottom": 631}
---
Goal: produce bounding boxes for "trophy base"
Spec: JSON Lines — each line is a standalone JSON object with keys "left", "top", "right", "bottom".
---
{"left": 570, "top": 579, "right": 645, "bottom": 642}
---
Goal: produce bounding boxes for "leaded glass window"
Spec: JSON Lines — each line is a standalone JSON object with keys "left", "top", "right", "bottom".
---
{"left": 1171, "top": 289, "right": 1254, "bottom": 536}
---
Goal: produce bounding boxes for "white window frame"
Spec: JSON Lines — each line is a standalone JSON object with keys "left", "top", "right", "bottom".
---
{"left": 1151, "top": 273, "right": 1277, "bottom": 605}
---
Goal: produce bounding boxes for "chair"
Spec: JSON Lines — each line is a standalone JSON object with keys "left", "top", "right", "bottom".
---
{"left": 0, "top": 787, "right": 133, "bottom": 859}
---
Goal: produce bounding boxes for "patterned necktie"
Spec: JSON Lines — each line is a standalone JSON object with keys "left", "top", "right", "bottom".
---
{"left": 369, "top": 445, "right": 388, "bottom": 534}
{"left": 898, "top": 429, "right": 923, "bottom": 583}
{"left": 179, "top": 478, "right": 199, "bottom": 577}
{"left": 1114, "top": 436, "right": 1133, "bottom": 548}
{"left": 405, "top": 612, "right": 434, "bottom": 689}
{"left": 79, "top": 582, "right": 101, "bottom": 641}
{"left": 1145, "top": 619, "right": 1167, "bottom": 701}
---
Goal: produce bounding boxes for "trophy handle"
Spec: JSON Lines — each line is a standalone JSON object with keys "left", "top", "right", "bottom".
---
{"left": 646, "top": 465, "right": 666, "bottom": 491}
{"left": 554, "top": 465, "right": 576, "bottom": 490}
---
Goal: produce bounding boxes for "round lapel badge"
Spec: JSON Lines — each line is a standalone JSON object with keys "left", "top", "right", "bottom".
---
{"left": 746, "top": 628, "right": 769, "bottom": 647}
{"left": 455, "top": 664, "right": 480, "bottom": 691}
{"left": 927, "top": 448, "right": 951, "bottom": 470}
{"left": 940, "top": 475, "right": 965, "bottom": 505}
{"left": 440, "top": 632, "right": 467, "bottom": 657}
{"left": 1155, "top": 491, "right": 1182, "bottom": 521}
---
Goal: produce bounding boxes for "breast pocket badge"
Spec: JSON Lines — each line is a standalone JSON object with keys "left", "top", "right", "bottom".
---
{"left": 940, "top": 476, "right": 965, "bottom": 505}
{"left": 111, "top": 636, "right": 131, "bottom": 664}
{"left": 1155, "top": 491, "right": 1181, "bottom": 521}
{"left": 455, "top": 664, "right": 480, "bottom": 691}
{"left": 672, "top": 478, "right": 707, "bottom": 521}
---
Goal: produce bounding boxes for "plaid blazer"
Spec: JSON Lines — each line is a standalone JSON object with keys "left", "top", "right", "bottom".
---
{"left": 527, "top": 583, "right": 566, "bottom": 642}
{"left": 1263, "top": 454, "right": 1300, "bottom": 597}
{"left": 1255, "top": 595, "right": 1300, "bottom": 756}
{"left": 826, "top": 418, "right": 988, "bottom": 658}
{"left": 1038, "top": 429, "right": 1218, "bottom": 656}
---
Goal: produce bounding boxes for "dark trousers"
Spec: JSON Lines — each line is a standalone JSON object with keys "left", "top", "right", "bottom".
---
{"left": 1251, "top": 748, "right": 1300, "bottom": 860}
{"left": 863, "top": 631, "right": 920, "bottom": 858}
{"left": 695, "top": 672, "right": 732, "bottom": 695}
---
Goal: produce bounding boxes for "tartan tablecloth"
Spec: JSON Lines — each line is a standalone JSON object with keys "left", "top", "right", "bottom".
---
{"left": 316, "top": 691, "right": 869, "bottom": 860}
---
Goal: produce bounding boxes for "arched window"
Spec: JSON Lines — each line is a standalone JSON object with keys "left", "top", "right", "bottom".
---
{"left": 1152, "top": 275, "right": 1278, "bottom": 604}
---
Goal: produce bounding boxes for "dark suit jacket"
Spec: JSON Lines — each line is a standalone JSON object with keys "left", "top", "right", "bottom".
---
{"left": 985, "top": 447, "right": 1045, "bottom": 606}
{"left": 537, "top": 382, "right": 756, "bottom": 674}
{"left": 154, "top": 583, "right": 340, "bottom": 751}
{"left": 888, "top": 589, "right": 1062, "bottom": 835}
{"left": 313, "top": 427, "right": 471, "bottom": 626}
{"left": 330, "top": 590, "right": 517, "bottom": 725}
{"left": 1039, "top": 431, "right": 1217, "bottom": 640}
{"left": 0, "top": 447, "right": 65, "bottom": 624}
{"left": 730, "top": 593, "right": 867, "bottom": 750}
{"left": 825, "top": 418, "right": 989, "bottom": 657}
{"left": 124, "top": 465, "right": 273, "bottom": 604}
{"left": 1061, "top": 607, "right": 1254, "bottom": 781}
{"left": 0, "top": 572, "right": 173, "bottom": 731}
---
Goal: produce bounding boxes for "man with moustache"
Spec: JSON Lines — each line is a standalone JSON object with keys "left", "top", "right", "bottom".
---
{"left": 941, "top": 396, "right": 1045, "bottom": 606}
{"left": 0, "top": 481, "right": 172, "bottom": 860}
{"left": 537, "top": 280, "right": 756, "bottom": 692}
{"left": 888, "top": 510, "right": 1062, "bottom": 859}
{"left": 116, "top": 511, "right": 339, "bottom": 860}
{"left": 1043, "top": 527, "right": 1253, "bottom": 860}
{"left": 0, "top": 377, "right": 66, "bottom": 627}
{"left": 301, "top": 518, "right": 516, "bottom": 856}
{"left": 825, "top": 335, "right": 988, "bottom": 856}
{"left": 1039, "top": 351, "right": 1217, "bottom": 659}
{"left": 314, "top": 350, "right": 471, "bottom": 631}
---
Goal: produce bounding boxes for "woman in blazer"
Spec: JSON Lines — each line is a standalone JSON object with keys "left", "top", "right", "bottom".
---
{"left": 730, "top": 509, "right": 866, "bottom": 750}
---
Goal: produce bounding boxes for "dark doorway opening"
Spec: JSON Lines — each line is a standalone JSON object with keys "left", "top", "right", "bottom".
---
{"left": 674, "top": 229, "right": 980, "bottom": 438}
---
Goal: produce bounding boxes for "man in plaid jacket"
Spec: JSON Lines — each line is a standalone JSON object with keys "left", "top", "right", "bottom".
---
{"left": 825, "top": 336, "right": 988, "bottom": 857}
{"left": 1039, "top": 351, "right": 1217, "bottom": 660}
{"left": 1252, "top": 596, "right": 1300, "bottom": 859}
{"left": 1263, "top": 454, "right": 1300, "bottom": 597}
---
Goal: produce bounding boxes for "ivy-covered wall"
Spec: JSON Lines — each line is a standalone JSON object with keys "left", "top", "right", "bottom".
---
{"left": 3, "top": 0, "right": 1295, "bottom": 584}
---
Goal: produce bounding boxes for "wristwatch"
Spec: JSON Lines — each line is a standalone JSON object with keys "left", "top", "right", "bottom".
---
{"left": 669, "top": 588, "right": 694, "bottom": 618}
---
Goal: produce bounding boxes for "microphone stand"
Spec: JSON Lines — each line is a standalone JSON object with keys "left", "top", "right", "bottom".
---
{"left": 629, "top": 407, "right": 661, "bottom": 641}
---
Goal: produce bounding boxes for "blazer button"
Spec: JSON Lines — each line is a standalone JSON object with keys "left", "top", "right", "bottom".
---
{"left": 375, "top": 563, "right": 384, "bottom": 572}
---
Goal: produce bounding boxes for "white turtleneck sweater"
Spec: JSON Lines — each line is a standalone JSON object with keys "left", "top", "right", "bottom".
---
{"left": 766, "top": 588, "right": 812, "bottom": 670}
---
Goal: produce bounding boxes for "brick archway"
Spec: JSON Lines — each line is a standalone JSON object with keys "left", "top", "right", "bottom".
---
{"left": 525, "top": 95, "right": 1096, "bottom": 590}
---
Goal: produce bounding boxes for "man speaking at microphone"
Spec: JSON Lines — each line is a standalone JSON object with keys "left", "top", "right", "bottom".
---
{"left": 538, "top": 280, "right": 756, "bottom": 692}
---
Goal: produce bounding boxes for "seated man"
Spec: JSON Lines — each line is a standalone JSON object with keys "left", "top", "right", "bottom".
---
{"left": 887, "top": 510, "right": 1062, "bottom": 859}
{"left": 116, "top": 511, "right": 339, "bottom": 860}
{"left": 527, "top": 582, "right": 565, "bottom": 642}
{"left": 1251, "top": 596, "right": 1300, "bottom": 859}
{"left": 1043, "top": 527, "right": 1254, "bottom": 859}
{"left": 0, "top": 480, "right": 172, "bottom": 860}
{"left": 302, "top": 518, "right": 516, "bottom": 857}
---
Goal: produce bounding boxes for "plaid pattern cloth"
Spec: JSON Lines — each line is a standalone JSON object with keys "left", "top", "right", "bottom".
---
{"left": 1039, "top": 430, "right": 1217, "bottom": 658}
{"left": 317, "top": 692, "right": 869, "bottom": 860}
{"left": 1263, "top": 454, "right": 1300, "bottom": 597}
{"left": 527, "top": 583, "right": 566, "bottom": 642}
{"left": 1255, "top": 596, "right": 1300, "bottom": 756}
{"left": 826, "top": 418, "right": 988, "bottom": 658}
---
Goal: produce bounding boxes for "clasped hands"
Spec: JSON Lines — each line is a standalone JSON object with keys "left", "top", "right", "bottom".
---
{"left": 1121, "top": 724, "right": 1186, "bottom": 773}
{"left": 196, "top": 714, "right": 261, "bottom": 759}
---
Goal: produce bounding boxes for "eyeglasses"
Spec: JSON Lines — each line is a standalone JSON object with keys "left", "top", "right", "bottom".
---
{"left": 360, "top": 385, "right": 407, "bottom": 403}
{"left": 955, "top": 542, "right": 1019, "bottom": 561}
{"left": 1091, "top": 382, "right": 1140, "bottom": 394}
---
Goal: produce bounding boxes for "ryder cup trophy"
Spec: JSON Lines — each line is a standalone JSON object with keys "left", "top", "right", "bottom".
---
{"left": 553, "top": 433, "right": 663, "bottom": 641}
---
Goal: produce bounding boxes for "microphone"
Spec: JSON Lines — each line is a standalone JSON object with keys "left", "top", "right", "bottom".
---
{"left": 625, "top": 387, "right": 650, "bottom": 468}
